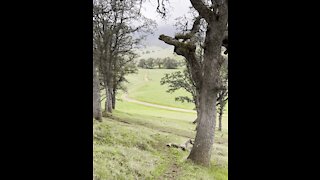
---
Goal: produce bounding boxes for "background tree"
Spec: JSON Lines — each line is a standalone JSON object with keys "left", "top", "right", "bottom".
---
{"left": 160, "top": 57, "right": 228, "bottom": 130}
{"left": 158, "top": 0, "right": 228, "bottom": 166}
{"left": 154, "top": 58, "right": 164, "bottom": 68}
{"left": 160, "top": 68, "right": 200, "bottom": 121}
{"left": 217, "top": 90, "right": 227, "bottom": 131}
{"left": 93, "top": 0, "right": 156, "bottom": 115}
{"left": 93, "top": 58, "right": 102, "bottom": 121}
{"left": 138, "top": 58, "right": 147, "bottom": 68}
{"left": 145, "top": 58, "right": 155, "bottom": 69}
{"left": 163, "top": 57, "right": 178, "bottom": 69}
{"left": 111, "top": 54, "right": 138, "bottom": 108}
{"left": 139, "top": 57, "right": 179, "bottom": 69}
{"left": 217, "top": 55, "right": 228, "bottom": 131}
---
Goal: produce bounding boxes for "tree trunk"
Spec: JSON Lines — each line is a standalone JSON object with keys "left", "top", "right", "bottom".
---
{"left": 107, "top": 87, "right": 113, "bottom": 113}
{"left": 188, "top": 89, "right": 217, "bottom": 166}
{"left": 103, "top": 87, "right": 108, "bottom": 116}
{"left": 187, "top": 21, "right": 225, "bottom": 166}
{"left": 108, "top": 87, "right": 113, "bottom": 112}
{"left": 102, "top": 33, "right": 113, "bottom": 115}
{"left": 93, "top": 61, "right": 102, "bottom": 121}
{"left": 103, "top": 85, "right": 113, "bottom": 115}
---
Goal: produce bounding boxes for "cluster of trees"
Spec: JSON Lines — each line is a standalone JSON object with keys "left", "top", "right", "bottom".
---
{"left": 93, "top": 0, "right": 156, "bottom": 120}
{"left": 142, "top": 50, "right": 154, "bottom": 54}
{"left": 137, "top": 57, "right": 181, "bottom": 69}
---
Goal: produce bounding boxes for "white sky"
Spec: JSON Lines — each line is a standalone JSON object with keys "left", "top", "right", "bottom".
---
{"left": 139, "top": 0, "right": 193, "bottom": 48}
{"left": 141, "top": 0, "right": 192, "bottom": 25}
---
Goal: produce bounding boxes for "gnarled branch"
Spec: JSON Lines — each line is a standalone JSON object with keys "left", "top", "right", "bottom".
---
{"left": 159, "top": 34, "right": 202, "bottom": 88}
{"left": 174, "top": 16, "right": 202, "bottom": 42}
{"left": 190, "top": 0, "right": 213, "bottom": 22}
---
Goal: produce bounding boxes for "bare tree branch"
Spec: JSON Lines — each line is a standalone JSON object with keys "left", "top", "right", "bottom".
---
{"left": 190, "top": 0, "right": 212, "bottom": 22}
{"left": 174, "top": 16, "right": 202, "bottom": 42}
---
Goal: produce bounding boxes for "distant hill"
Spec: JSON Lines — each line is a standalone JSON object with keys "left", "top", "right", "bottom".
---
{"left": 135, "top": 46, "right": 184, "bottom": 61}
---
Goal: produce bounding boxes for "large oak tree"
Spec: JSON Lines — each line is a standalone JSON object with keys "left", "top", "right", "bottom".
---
{"left": 158, "top": 0, "right": 228, "bottom": 166}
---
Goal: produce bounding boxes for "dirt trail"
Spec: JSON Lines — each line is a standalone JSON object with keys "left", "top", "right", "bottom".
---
{"left": 105, "top": 116, "right": 186, "bottom": 179}
{"left": 144, "top": 71, "right": 149, "bottom": 81}
{"left": 161, "top": 162, "right": 181, "bottom": 180}
{"left": 121, "top": 93, "right": 196, "bottom": 113}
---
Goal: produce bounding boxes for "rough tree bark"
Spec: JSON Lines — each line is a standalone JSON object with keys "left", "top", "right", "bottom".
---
{"left": 159, "top": 0, "right": 228, "bottom": 166}
{"left": 93, "top": 60, "right": 102, "bottom": 121}
{"left": 104, "top": 86, "right": 113, "bottom": 114}
{"left": 102, "top": 65, "right": 113, "bottom": 115}
{"left": 102, "top": 35, "right": 113, "bottom": 115}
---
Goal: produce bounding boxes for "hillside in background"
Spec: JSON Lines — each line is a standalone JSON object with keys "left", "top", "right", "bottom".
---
{"left": 135, "top": 46, "right": 185, "bottom": 61}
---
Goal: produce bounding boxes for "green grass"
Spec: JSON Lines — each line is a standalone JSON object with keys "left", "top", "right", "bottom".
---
{"left": 125, "top": 68, "right": 229, "bottom": 113}
{"left": 125, "top": 68, "right": 196, "bottom": 110}
{"left": 94, "top": 104, "right": 228, "bottom": 179}
{"left": 95, "top": 68, "right": 228, "bottom": 179}
{"left": 94, "top": 110, "right": 228, "bottom": 180}
{"left": 93, "top": 119, "right": 170, "bottom": 179}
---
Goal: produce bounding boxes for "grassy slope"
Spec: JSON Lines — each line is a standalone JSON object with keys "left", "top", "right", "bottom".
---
{"left": 124, "top": 68, "right": 228, "bottom": 113}
{"left": 136, "top": 46, "right": 185, "bottom": 61}
{"left": 94, "top": 110, "right": 228, "bottom": 180}
{"left": 95, "top": 68, "right": 228, "bottom": 179}
{"left": 125, "top": 68, "right": 196, "bottom": 110}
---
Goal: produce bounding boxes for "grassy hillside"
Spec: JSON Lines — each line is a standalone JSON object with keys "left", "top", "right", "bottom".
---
{"left": 94, "top": 109, "right": 228, "bottom": 179}
{"left": 124, "top": 68, "right": 196, "bottom": 110}
{"left": 95, "top": 68, "right": 228, "bottom": 179}
{"left": 135, "top": 46, "right": 184, "bottom": 61}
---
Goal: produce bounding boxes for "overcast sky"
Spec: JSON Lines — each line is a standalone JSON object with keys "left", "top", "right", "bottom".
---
{"left": 139, "top": 0, "right": 193, "bottom": 48}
